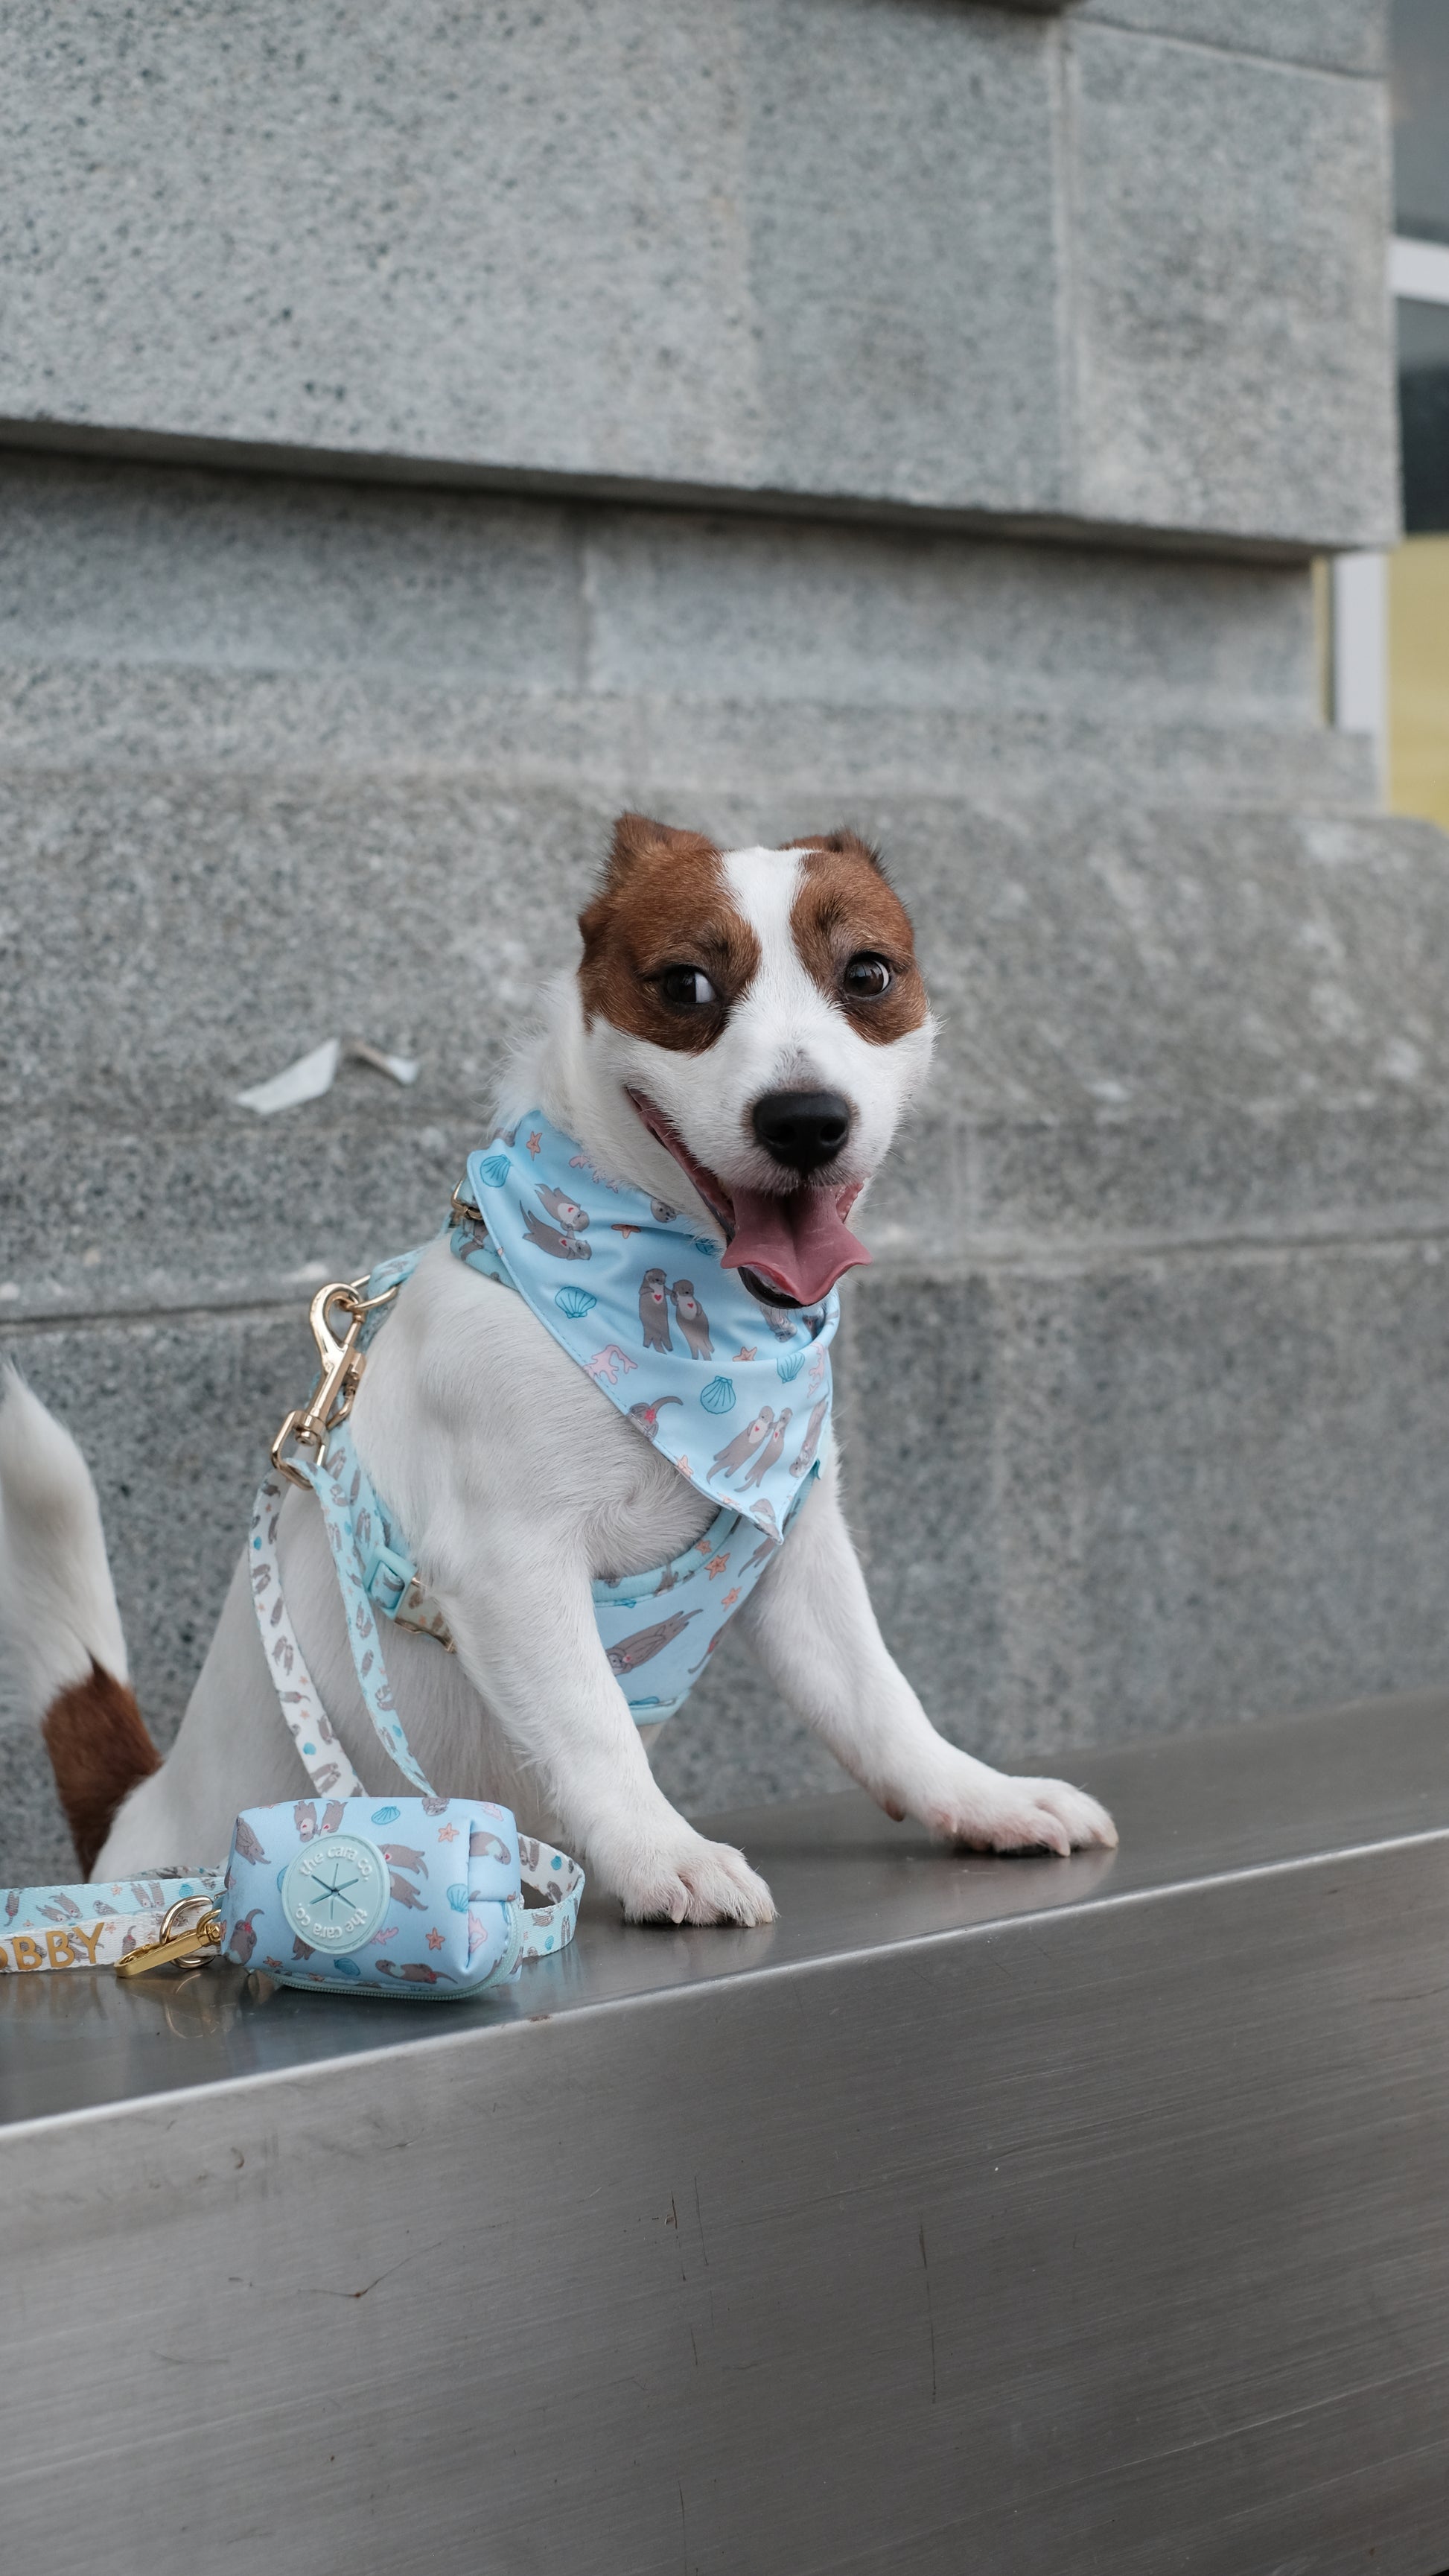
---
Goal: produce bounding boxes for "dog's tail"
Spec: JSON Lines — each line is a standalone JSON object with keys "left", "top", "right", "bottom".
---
{"left": 0, "top": 1368, "right": 159, "bottom": 1872}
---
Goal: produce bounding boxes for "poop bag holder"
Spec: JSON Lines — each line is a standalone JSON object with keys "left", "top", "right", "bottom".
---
{"left": 214, "top": 1796, "right": 583, "bottom": 1999}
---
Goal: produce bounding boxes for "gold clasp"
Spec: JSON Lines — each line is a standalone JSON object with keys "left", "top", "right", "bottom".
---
{"left": 270, "top": 1275, "right": 399, "bottom": 1489}
{"left": 115, "top": 1894, "right": 224, "bottom": 1979}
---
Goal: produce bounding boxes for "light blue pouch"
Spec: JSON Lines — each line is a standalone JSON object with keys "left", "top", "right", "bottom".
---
{"left": 216, "top": 1796, "right": 583, "bottom": 2000}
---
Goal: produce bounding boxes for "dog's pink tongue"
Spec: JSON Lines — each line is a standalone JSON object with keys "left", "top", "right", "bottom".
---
{"left": 721, "top": 1186, "right": 870, "bottom": 1304}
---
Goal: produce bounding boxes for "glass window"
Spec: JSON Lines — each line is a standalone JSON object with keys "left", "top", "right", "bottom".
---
{"left": 1392, "top": 0, "right": 1449, "bottom": 244}
{"left": 1398, "top": 298, "right": 1449, "bottom": 532}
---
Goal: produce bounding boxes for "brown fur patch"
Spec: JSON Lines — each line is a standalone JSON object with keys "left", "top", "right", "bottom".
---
{"left": 42, "top": 1661, "right": 159, "bottom": 1874}
{"left": 578, "top": 813, "right": 762, "bottom": 1053}
{"left": 786, "top": 832, "right": 929, "bottom": 1044}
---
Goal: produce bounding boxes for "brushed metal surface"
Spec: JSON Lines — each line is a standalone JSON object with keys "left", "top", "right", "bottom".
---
{"left": 2, "top": 1697, "right": 1448, "bottom": 2574}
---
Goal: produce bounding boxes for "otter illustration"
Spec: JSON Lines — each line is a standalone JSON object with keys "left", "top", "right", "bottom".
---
{"left": 469, "top": 1828, "right": 512, "bottom": 1863}
{"left": 388, "top": 1871, "right": 428, "bottom": 1911}
{"left": 669, "top": 1280, "right": 713, "bottom": 1359}
{"left": 743, "top": 1528, "right": 781, "bottom": 1574}
{"left": 380, "top": 1842, "right": 428, "bottom": 1877}
{"left": 535, "top": 1183, "right": 590, "bottom": 1233}
{"left": 374, "top": 1958, "right": 450, "bottom": 1986}
{"left": 628, "top": 1394, "right": 683, "bottom": 1443}
{"left": 232, "top": 1816, "right": 267, "bottom": 1866}
{"left": 649, "top": 1198, "right": 678, "bottom": 1224}
{"left": 739, "top": 1410, "right": 792, "bottom": 1489}
{"left": 228, "top": 1909, "right": 263, "bottom": 1967}
{"left": 605, "top": 1607, "right": 701, "bottom": 1675}
{"left": 319, "top": 1800, "right": 346, "bottom": 1835}
{"left": 791, "top": 1396, "right": 829, "bottom": 1478}
{"left": 520, "top": 1199, "right": 592, "bottom": 1262}
{"left": 292, "top": 1933, "right": 315, "bottom": 1961}
{"left": 421, "top": 1796, "right": 450, "bottom": 1816}
{"left": 293, "top": 1801, "right": 317, "bottom": 1842}
{"left": 709, "top": 1405, "right": 774, "bottom": 1483}
{"left": 639, "top": 1268, "right": 672, "bottom": 1351}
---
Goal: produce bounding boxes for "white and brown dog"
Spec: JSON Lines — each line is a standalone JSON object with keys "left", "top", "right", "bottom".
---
{"left": 0, "top": 817, "right": 1115, "bottom": 1921}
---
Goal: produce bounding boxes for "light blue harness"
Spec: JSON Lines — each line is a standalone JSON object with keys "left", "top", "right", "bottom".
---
{"left": 325, "top": 1110, "right": 838, "bottom": 1726}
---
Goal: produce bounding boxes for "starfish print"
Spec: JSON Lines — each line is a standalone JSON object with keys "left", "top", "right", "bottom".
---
{"left": 426, "top": 1927, "right": 445, "bottom": 1951}
{"left": 436, "top": 1822, "right": 459, "bottom": 1842}
{"left": 720, "top": 1586, "right": 740, "bottom": 1609}
{"left": 526, "top": 1130, "right": 543, "bottom": 1157}
{"left": 675, "top": 1455, "right": 691, "bottom": 1475}
{"left": 733, "top": 1346, "right": 757, "bottom": 1362}
{"left": 705, "top": 1554, "right": 730, "bottom": 1580}
{"left": 611, "top": 1223, "right": 641, "bottom": 1238}
{"left": 695, "top": 1532, "right": 716, "bottom": 1555}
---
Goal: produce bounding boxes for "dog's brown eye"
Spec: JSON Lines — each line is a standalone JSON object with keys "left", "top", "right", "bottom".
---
{"left": 843, "top": 953, "right": 892, "bottom": 999}
{"left": 658, "top": 965, "right": 719, "bottom": 1011}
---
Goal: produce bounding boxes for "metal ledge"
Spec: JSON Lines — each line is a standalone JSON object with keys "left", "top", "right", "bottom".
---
{"left": 3, "top": 1696, "right": 1448, "bottom": 2573}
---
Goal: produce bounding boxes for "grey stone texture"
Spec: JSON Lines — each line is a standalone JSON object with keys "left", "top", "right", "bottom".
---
{"left": 0, "top": 0, "right": 1430, "bottom": 1883}
{"left": 0, "top": 2, "right": 1398, "bottom": 550}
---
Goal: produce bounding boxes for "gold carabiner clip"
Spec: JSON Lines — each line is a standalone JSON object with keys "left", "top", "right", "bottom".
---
{"left": 270, "top": 1274, "right": 399, "bottom": 1489}
{"left": 115, "top": 1893, "right": 224, "bottom": 1979}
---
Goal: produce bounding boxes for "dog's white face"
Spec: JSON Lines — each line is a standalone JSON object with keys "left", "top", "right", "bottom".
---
{"left": 556, "top": 814, "right": 936, "bottom": 1306}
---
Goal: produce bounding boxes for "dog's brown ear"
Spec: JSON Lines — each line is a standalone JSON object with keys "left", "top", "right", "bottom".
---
{"left": 786, "top": 827, "right": 888, "bottom": 877}
{"left": 578, "top": 813, "right": 722, "bottom": 945}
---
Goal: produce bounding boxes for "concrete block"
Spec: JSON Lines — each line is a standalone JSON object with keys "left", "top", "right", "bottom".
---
{"left": 6, "top": 780, "right": 1442, "bottom": 1316}
{"left": 0, "top": 449, "right": 1323, "bottom": 722}
{"left": 0, "top": 1, "right": 1067, "bottom": 521}
{"left": 847, "top": 1235, "right": 1449, "bottom": 1764}
{"left": 1071, "top": 22, "right": 1399, "bottom": 547}
{"left": 0, "top": 5, "right": 1400, "bottom": 548}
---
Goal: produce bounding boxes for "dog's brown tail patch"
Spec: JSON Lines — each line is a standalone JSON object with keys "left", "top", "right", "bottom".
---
{"left": 41, "top": 1661, "right": 160, "bottom": 1876}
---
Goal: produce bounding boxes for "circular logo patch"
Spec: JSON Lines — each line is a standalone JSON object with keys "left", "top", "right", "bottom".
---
{"left": 281, "top": 1832, "right": 390, "bottom": 1953}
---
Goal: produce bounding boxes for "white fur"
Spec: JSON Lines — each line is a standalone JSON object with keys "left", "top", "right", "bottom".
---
{"left": 2, "top": 841, "right": 1116, "bottom": 1910}
{"left": 0, "top": 1366, "right": 130, "bottom": 1708}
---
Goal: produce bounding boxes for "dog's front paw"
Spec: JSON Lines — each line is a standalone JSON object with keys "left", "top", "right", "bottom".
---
{"left": 920, "top": 1761, "right": 1118, "bottom": 1858}
{"left": 609, "top": 1825, "right": 777, "bottom": 1928}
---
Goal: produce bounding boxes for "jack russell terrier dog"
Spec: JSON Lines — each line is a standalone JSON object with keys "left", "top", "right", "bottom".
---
{"left": 0, "top": 817, "right": 1115, "bottom": 1923}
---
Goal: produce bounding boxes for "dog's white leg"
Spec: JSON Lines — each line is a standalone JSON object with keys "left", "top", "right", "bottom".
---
{"left": 739, "top": 1461, "right": 1116, "bottom": 1854}
{"left": 433, "top": 1536, "right": 776, "bottom": 1926}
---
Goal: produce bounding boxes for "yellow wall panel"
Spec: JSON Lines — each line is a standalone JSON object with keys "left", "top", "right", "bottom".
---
{"left": 1389, "top": 534, "right": 1449, "bottom": 830}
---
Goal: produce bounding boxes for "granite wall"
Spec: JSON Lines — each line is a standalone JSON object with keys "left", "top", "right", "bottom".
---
{"left": 1, "top": 1, "right": 1430, "bottom": 1879}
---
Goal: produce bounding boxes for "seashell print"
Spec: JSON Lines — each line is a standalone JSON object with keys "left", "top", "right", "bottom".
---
{"left": 476, "top": 1154, "right": 511, "bottom": 1189}
{"left": 693, "top": 1237, "right": 718, "bottom": 1256}
{"left": 776, "top": 1349, "right": 806, "bottom": 1383}
{"left": 699, "top": 1376, "right": 737, "bottom": 1416}
{"left": 329, "top": 1954, "right": 363, "bottom": 1979}
{"left": 554, "top": 1285, "right": 599, "bottom": 1319}
{"left": 371, "top": 1804, "right": 401, "bottom": 1826}
{"left": 446, "top": 1883, "right": 469, "bottom": 1912}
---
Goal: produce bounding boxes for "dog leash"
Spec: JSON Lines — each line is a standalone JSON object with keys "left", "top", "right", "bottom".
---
{"left": 0, "top": 1262, "right": 582, "bottom": 1979}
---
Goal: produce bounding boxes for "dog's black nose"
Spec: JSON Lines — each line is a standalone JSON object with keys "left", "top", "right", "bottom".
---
{"left": 752, "top": 1090, "right": 853, "bottom": 1175}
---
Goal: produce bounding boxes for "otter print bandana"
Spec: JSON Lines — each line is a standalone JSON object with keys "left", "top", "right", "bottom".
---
{"left": 456, "top": 1110, "right": 838, "bottom": 1542}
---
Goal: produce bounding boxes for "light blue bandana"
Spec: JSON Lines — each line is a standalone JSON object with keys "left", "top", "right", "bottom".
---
{"left": 459, "top": 1110, "right": 838, "bottom": 1540}
{"left": 435, "top": 1107, "right": 838, "bottom": 1719}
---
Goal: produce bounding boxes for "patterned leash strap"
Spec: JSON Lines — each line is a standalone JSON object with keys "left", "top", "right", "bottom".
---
{"left": 0, "top": 1870, "right": 224, "bottom": 1975}
{"left": 254, "top": 1248, "right": 584, "bottom": 1962}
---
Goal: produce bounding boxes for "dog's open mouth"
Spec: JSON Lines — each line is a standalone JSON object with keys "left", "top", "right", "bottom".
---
{"left": 627, "top": 1090, "right": 870, "bottom": 1306}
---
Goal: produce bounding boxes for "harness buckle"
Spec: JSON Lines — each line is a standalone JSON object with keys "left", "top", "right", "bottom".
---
{"left": 270, "top": 1276, "right": 399, "bottom": 1489}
